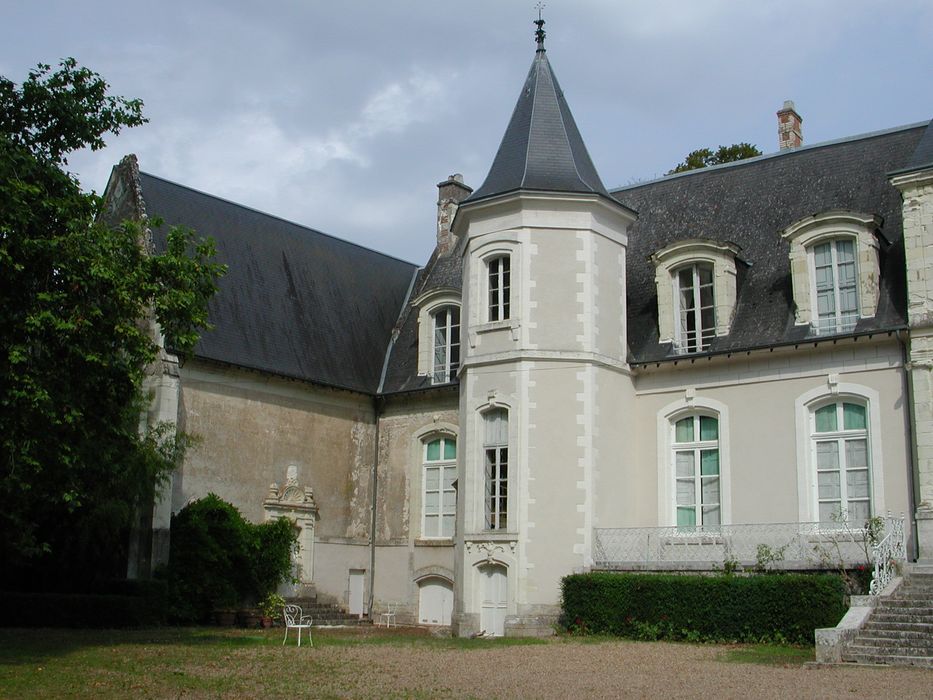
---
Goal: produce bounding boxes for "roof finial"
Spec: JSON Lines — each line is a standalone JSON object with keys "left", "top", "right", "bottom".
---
{"left": 534, "top": 3, "right": 546, "bottom": 52}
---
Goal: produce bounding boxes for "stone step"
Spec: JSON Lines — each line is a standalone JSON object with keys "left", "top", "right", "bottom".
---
{"left": 854, "top": 635, "right": 933, "bottom": 651}
{"left": 862, "top": 620, "right": 933, "bottom": 634}
{"left": 870, "top": 612, "right": 933, "bottom": 624}
{"left": 877, "top": 598, "right": 933, "bottom": 610}
{"left": 841, "top": 651, "right": 933, "bottom": 669}
{"left": 845, "top": 644, "right": 933, "bottom": 661}
{"left": 858, "top": 625, "right": 933, "bottom": 639}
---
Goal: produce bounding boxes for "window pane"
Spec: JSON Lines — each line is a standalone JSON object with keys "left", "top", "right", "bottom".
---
{"left": 444, "top": 439, "right": 457, "bottom": 460}
{"left": 443, "top": 465, "right": 456, "bottom": 487}
{"left": 424, "top": 514, "right": 437, "bottom": 534}
{"left": 677, "top": 507, "right": 697, "bottom": 527}
{"left": 676, "top": 479, "right": 694, "bottom": 506}
{"left": 836, "top": 240, "right": 855, "bottom": 262}
{"left": 819, "top": 502, "right": 841, "bottom": 524}
{"left": 425, "top": 491, "right": 439, "bottom": 512}
{"left": 675, "top": 451, "right": 695, "bottom": 478}
{"left": 843, "top": 403, "right": 866, "bottom": 430}
{"left": 700, "top": 449, "right": 719, "bottom": 475}
{"left": 699, "top": 284, "right": 714, "bottom": 308}
{"left": 847, "top": 469, "right": 870, "bottom": 499}
{"left": 847, "top": 500, "right": 871, "bottom": 525}
{"left": 675, "top": 417, "right": 694, "bottom": 443}
{"left": 845, "top": 439, "right": 868, "bottom": 469}
{"left": 698, "top": 265, "right": 713, "bottom": 286}
{"left": 816, "top": 441, "right": 839, "bottom": 469}
{"left": 813, "top": 243, "right": 832, "bottom": 267}
{"left": 815, "top": 405, "right": 838, "bottom": 432}
{"left": 818, "top": 470, "right": 841, "bottom": 499}
{"left": 442, "top": 514, "right": 455, "bottom": 537}
{"left": 702, "top": 505, "right": 721, "bottom": 527}
{"left": 426, "top": 440, "right": 440, "bottom": 461}
{"left": 699, "top": 416, "right": 718, "bottom": 441}
{"left": 701, "top": 476, "right": 720, "bottom": 505}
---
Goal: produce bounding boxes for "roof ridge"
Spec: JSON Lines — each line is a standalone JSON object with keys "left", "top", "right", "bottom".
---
{"left": 138, "top": 170, "right": 418, "bottom": 267}
{"left": 612, "top": 121, "right": 930, "bottom": 193}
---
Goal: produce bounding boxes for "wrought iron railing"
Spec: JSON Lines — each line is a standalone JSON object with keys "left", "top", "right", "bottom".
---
{"left": 869, "top": 513, "right": 906, "bottom": 595}
{"left": 592, "top": 521, "right": 879, "bottom": 569}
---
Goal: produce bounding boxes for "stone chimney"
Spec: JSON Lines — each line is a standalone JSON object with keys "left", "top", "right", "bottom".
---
{"left": 436, "top": 174, "right": 472, "bottom": 256}
{"left": 777, "top": 100, "right": 803, "bottom": 150}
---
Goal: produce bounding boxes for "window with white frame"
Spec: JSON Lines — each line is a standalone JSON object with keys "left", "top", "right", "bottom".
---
{"left": 672, "top": 414, "right": 720, "bottom": 528}
{"left": 432, "top": 306, "right": 460, "bottom": 384}
{"left": 483, "top": 409, "right": 508, "bottom": 530}
{"left": 811, "top": 239, "right": 858, "bottom": 334}
{"left": 487, "top": 256, "right": 510, "bottom": 322}
{"left": 674, "top": 263, "right": 716, "bottom": 353}
{"left": 811, "top": 400, "right": 871, "bottom": 526}
{"left": 423, "top": 436, "right": 456, "bottom": 538}
{"left": 781, "top": 211, "right": 882, "bottom": 334}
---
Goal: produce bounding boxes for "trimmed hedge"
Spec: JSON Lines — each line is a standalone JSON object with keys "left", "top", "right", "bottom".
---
{"left": 560, "top": 572, "right": 847, "bottom": 644}
{"left": 0, "top": 585, "right": 166, "bottom": 628}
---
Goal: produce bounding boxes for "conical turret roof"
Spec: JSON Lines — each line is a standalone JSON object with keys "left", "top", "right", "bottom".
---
{"left": 464, "top": 37, "right": 611, "bottom": 204}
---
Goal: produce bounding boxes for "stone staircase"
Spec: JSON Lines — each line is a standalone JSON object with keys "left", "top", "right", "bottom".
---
{"left": 842, "top": 570, "right": 933, "bottom": 668}
{"left": 286, "top": 596, "right": 371, "bottom": 627}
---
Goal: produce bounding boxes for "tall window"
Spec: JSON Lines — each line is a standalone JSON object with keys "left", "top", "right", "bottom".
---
{"left": 675, "top": 263, "right": 715, "bottom": 353}
{"left": 673, "top": 414, "right": 720, "bottom": 528}
{"left": 812, "top": 240, "right": 858, "bottom": 334}
{"left": 488, "top": 256, "right": 510, "bottom": 322}
{"left": 812, "top": 401, "right": 871, "bottom": 525}
{"left": 432, "top": 306, "right": 460, "bottom": 384}
{"left": 484, "top": 409, "right": 508, "bottom": 530}
{"left": 423, "top": 437, "right": 456, "bottom": 538}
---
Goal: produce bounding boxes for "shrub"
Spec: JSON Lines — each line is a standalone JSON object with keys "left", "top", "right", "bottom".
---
{"left": 163, "top": 494, "right": 296, "bottom": 623}
{"left": 560, "top": 572, "right": 846, "bottom": 645}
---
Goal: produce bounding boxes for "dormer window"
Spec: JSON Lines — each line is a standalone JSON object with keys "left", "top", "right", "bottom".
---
{"left": 781, "top": 211, "right": 882, "bottom": 336}
{"left": 488, "top": 256, "right": 510, "bottom": 322}
{"left": 651, "top": 240, "right": 740, "bottom": 355}
{"left": 412, "top": 288, "right": 461, "bottom": 383}
{"left": 675, "top": 263, "right": 716, "bottom": 353}
{"left": 432, "top": 306, "right": 460, "bottom": 384}
{"left": 812, "top": 239, "right": 858, "bottom": 334}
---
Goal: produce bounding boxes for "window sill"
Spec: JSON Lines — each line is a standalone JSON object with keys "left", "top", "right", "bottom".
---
{"left": 415, "top": 538, "right": 455, "bottom": 547}
{"left": 475, "top": 319, "right": 517, "bottom": 334}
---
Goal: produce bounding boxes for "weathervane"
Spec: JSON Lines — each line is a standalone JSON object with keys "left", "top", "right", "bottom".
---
{"left": 534, "top": 3, "right": 546, "bottom": 52}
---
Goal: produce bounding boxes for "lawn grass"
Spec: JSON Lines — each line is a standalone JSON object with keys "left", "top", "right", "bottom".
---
{"left": 716, "top": 643, "right": 814, "bottom": 666}
{"left": 0, "top": 625, "right": 545, "bottom": 698}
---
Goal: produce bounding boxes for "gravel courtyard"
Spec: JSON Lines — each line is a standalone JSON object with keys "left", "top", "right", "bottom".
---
{"left": 308, "top": 637, "right": 932, "bottom": 699}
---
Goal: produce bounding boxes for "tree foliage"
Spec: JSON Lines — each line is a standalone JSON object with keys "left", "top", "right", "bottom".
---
{"left": 0, "top": 59, "right": 225, "bottom": 586}
{"left": 667, "top": 142, "right": 762, "bottom": 174}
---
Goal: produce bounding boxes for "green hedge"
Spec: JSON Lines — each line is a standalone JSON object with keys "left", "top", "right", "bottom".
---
{"left": 0, "top": 587, "right": 166, "bottom": 628}
{"left": 560, "top": 572, "right": 846, "bottom": 644}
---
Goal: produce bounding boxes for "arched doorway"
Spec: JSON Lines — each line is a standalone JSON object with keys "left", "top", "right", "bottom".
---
{"left": 478, "top": 564, "right": 507, "bottom": 636}
{"left": 418, "top": 577, "right": 453, "bottom": 625}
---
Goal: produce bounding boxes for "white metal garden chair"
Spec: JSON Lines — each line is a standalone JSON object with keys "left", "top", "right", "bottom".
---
{"left": 283, "top": 604, "right": 313, "bottom": 646}
{"left": 380, "top": 602, "right": 397, "bottom": 628}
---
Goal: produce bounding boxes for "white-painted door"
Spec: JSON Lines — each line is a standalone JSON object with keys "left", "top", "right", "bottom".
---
{"left": 479, "top": 564, "right": 507, "bottom": 636}
{"left": 348, "top": 569, "right": 365, "bottom": 616}
{"left": 418, "top": 578, "right": 453, "bottom": 625}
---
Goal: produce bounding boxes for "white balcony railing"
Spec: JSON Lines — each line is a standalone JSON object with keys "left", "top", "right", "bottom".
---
{"left": 592, "top": 519, "right": 902, "bottom": 571}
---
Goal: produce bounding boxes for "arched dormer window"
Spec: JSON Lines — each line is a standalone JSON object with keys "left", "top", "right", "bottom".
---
{"left": 651, "top": 239, "right": 740, "bottom": 354}
{"left": 780, "top": 211, "right": 883, "bottom": 336}
{"left": 412, "top": 288, "right": 461, "bottom": 384}
{"left": 432, "top": 305, "right": 460, "bottom": 384}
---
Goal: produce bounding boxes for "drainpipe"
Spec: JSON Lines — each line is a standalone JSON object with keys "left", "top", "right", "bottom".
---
{"left": 897, "top": 330, "right": 920, "bottom": 561}
{"left": 368, "top": 395, "right": 384, "bottom": 617}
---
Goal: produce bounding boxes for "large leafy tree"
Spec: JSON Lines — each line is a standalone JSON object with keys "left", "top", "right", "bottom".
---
{"left": 667, "top": 142, "right": 762, "bottom": 174}
{"left": 0, "top": 59, "right": 225, "bottom": 586}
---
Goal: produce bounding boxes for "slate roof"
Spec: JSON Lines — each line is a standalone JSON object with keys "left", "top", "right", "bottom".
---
{"left": 379, "top": 241, "right": 463, "bottom": 394}
{"left": 137, "top": 172, "right": 418, "bottom": 393}
{"left": 894, "top": 119, "right": 933, "bottom": 174}
{"left": 613, "top": 122, "right": 929, "bottom": 364}
{"left": 463, "top": 45, "right": 612, "bottom": 204}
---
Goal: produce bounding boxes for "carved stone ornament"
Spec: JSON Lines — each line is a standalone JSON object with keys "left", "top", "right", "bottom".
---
{"left": 264, "top": 465, "right": 317, "bottom": 516}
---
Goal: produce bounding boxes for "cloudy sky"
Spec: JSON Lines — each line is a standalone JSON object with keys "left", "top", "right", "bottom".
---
{"left": 3, "top": 1, "right": 932, "bottom": 263}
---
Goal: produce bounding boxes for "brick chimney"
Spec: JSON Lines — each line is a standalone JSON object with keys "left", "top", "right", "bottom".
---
{"left": 777, "top": 100, "right": 803, "bottom": 150}
{"left": 436, "top": 174, "right": 472, "bottom": 256}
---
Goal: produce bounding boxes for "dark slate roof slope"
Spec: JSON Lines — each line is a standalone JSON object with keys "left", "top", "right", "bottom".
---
{"left": 380, "top": 243, "right": 463, "bottom": 394}
{"left": 894, "top": 118, "right": 933, "bottom": 174}
{"left": 613, "top": 124, "right": 926, "bottom": 363}
{"left": 464, "top": 47, "right": 611, "bottom": 204}
{"left": 138, "top": 172, "right": 418, "bottom": 393}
